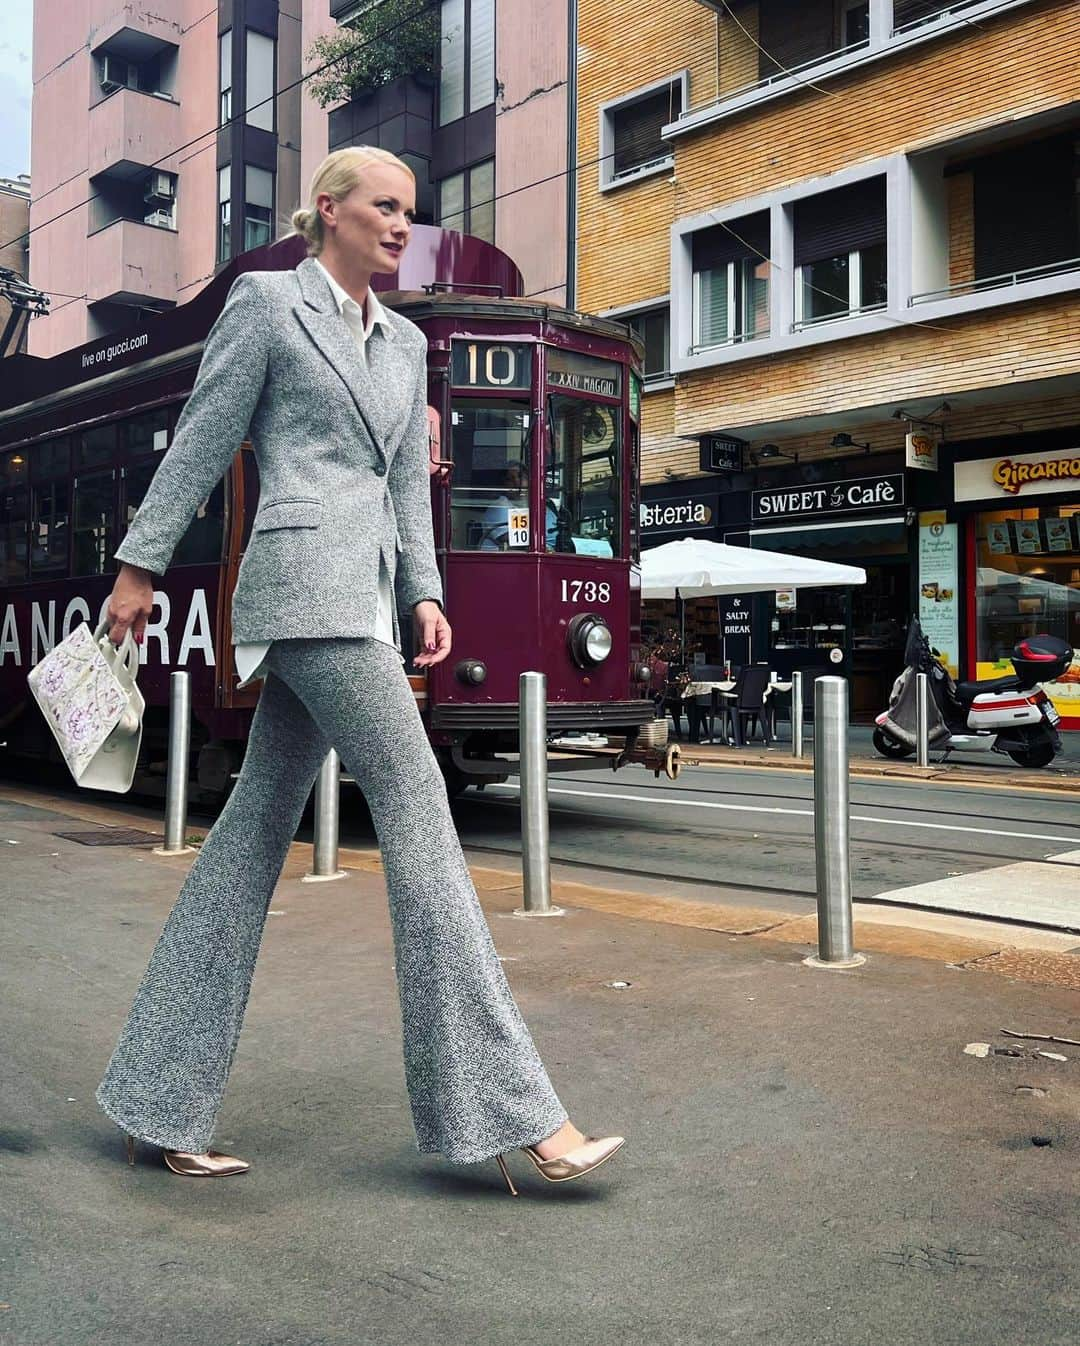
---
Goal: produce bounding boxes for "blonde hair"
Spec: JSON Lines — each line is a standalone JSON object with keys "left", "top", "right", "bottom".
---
{"left": 289, "top": 146, "right": 416, "bottom": 257}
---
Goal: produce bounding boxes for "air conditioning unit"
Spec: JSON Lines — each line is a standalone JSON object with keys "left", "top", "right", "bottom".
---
{"left": 143, "top": 171, "right": 176, "bottom": 202}
{"left": 100, "top": 55, "right": 129, "bottom": 92}
{"left": 143, "top": 209, "right": 173, "bottom": 229}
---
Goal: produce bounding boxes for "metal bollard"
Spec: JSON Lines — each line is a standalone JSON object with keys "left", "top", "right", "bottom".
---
{"left": 303, "top": 749, "right": 347, "bottom": 882}
{"left": 791, "top": 670, "right": 804, "bottom": 759}
{"left": 804, "top": 676, "right": 864, "bottom": 970}
{"left": 154, "top": 671, "right": 195, "bottom": 856}
{"left": 915, "top": 671, "right": 930, "bottom": 768}
{"left": 515, "top": 672, "right": 564, "bottom": 917}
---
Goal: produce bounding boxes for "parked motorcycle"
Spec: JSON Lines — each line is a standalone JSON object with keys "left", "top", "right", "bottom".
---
{"left": 873, "top": 618, "right": 1072, "bottom": 768}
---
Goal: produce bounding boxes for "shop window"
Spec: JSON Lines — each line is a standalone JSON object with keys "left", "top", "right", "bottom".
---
{"left": 124, "top": 408, "right": 170, "bottom": 458}
{"left": 439, "top": 0, "right": 495, "bottom": 126}
{"left": 974, "top": 505, "right": 1080, "bottom": 711}
{"left": 219, "top": 30, "right": 232, "bottom": 125}
{"left": 77, "top": 424, "right": 119, "bottom": 469}
{"left": 73, "top": 471, "right": 115, "bottom": 577}
{"left": 245, "top": 30, "right": 276, "bottom": 132}
{"left": 692, "top": 211, "right": 770, "bottom": 350}
{"left": 0, "top": 449, "right": 29, "bottom": 582}
{"left": 793, "top": 177, "right": 887, "bottom": 327}
{"left": 245, "top": 165, "right": 274, "bottom": 250}
{"left": 448, "top": 401, "right": 531, "bottom": 551}
{"left": 601, "top": 76, "right": 684, "bottom": 188}
{"left": 626, "top": 307, "right": 671, "bottom": 382}
{"left": 546, "top": 393, "right": 621, "bottom": 558}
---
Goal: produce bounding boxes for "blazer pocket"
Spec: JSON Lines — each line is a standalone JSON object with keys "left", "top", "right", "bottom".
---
{"left": 253, "top": 498, "right": 323, "bottom": 532}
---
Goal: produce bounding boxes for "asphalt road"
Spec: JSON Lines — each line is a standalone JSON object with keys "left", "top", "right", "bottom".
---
{"left": 331, "top": 765, "right": 1080, "bottom": 910}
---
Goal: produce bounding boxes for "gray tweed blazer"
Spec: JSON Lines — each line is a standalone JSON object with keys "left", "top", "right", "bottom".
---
{"left": 114, "top": 256, "right": 444, "bottom": 644}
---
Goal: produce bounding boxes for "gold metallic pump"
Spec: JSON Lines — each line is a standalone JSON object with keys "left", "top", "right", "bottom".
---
{"left": 493, "top": 1135, "right": 625, "bottom": 1197}
{"left": 124, "top": 1132, "right": 251, "bottom": 1177}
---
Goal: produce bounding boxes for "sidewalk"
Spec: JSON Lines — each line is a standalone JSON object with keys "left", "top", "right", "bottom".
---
{"left": 673, "top": 722, "right": 1080, "bottom": 792}
{"left": 4, "top": 785, "right": 1080, "bottom": 1345}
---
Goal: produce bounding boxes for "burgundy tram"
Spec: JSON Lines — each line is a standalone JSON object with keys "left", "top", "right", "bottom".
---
{"left": 0, "top": 231, "right": 666, "bottom": 802}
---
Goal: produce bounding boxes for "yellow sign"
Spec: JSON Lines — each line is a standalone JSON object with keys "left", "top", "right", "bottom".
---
{"left": 992, "top": 454, "right": 1080, "bottom": 495}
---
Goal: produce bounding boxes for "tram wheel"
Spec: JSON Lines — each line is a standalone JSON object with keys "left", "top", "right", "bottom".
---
{"left": 438, "top": 755, "right": 469, "bottom": 799}
{"left": 663, "top": 743, "right": 681, "bottom": 781}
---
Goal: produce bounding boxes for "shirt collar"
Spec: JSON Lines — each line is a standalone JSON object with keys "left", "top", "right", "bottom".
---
{"left": 314, "top": 258, "right": 390, "bottom": 339}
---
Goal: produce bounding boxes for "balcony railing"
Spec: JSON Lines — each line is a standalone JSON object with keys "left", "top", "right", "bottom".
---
{"left": 892, "top": 0, "right": 994, "bottom": 35}
{"left": 910, "top": 256, "right": 1080, "bottom": 304}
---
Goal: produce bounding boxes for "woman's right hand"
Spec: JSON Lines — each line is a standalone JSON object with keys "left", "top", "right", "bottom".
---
{"left": 107, "top": 563, "right": 155, "bottom": 647}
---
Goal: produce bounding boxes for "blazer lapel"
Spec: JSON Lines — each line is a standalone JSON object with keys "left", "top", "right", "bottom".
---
{"left": 292, "top": 257, "right": 390, "bottom": 463}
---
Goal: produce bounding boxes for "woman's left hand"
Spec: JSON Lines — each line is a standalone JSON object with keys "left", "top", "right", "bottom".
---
{"left": 413, "top": 600, "right": 452, "bottom": 667}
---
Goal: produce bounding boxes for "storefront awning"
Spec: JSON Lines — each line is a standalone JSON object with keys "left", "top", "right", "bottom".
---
{"left": 640, "top": 536, "right": 867, "bottom": 598}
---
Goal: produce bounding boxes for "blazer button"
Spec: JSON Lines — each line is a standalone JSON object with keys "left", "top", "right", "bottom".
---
{"left": 374, "top": 462, "right": 387, "bottom": 476}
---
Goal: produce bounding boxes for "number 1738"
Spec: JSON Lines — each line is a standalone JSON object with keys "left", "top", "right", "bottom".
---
{"left": 560, "top": 579, "right": 611, "bottom": 603}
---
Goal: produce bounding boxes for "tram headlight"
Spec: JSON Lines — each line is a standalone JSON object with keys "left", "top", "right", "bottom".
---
{"left": 455, "top": 658, "right": 487, "bottom": 685}
{"left": 567, "top": 613, "right": 613, "bottom": 668}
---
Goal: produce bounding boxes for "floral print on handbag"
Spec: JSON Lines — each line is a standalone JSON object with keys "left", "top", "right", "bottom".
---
{"left": 27, "top": 620, "right": 144, "bottom": 792}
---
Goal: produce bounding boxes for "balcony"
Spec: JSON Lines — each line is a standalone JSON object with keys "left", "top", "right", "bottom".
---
{"left": 88, "top": 86, "right": 179, "bottom": 181}
{"left": 86, "top": 217, "right": 177, "bottom": 307}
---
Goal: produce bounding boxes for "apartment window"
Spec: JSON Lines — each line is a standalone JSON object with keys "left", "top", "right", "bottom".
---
{"left": 839, "top": 0, "right": 870, "bottom": 46}
{"left": 793, "top": 177, "right": 887, "bottom": 327}
{"left": 438, "top": 160, "right": 494, "bottom": 243}
{"left": 439, "top": 0, "right": 495, "bottom": 126}
{"left": 893, "top": 0, "right": 985, "bottom": 31}
{"left": 691, "top": 211, "right": 770, "bottom": 349}
{"left": 603, "top": 77, "right": 684, "bottom": 187}
{"left": 627, "top": 307, "right": 671, "bottom": 381}
{"left": 971, "top": 133, "right": 1079, "bottom": 283}
{"left": 97, "top": 50, "right": 164, "bottom": 97}
{"left": 245, "top": 30, "right": 275, "bottom": 132}
{"left": 142, "top": 169, "right": 177, "bottom": 229}
{"left": 218, "top": 166, "right": 231, "bottom": 262}
{"left": 219, "top": 30, "right": 232, "bottom": 124}
{"left": 244, "top": 166, "right": 274, "bottom": 249}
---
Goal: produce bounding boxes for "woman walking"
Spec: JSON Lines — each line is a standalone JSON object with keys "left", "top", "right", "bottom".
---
{"left": 96, "top": 146, "right": 624, "bottom": 1195}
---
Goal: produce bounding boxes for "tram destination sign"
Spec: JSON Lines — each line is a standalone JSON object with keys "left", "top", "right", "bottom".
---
{"left": 451, "top": 341, "right": 532, "bottom": 389}
{"left": 752, "top": 472, "right": 904, "bottom": 521}
{"left": 546, "top": 348, "right": 622, "bottom": 398}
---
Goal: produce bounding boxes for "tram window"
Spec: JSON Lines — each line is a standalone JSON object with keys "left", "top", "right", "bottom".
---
{"left": 77, "top": 423, "right": 119, "bottom": 469}
{"left": 0, "top": 450, "right": 29, "bottom": 582}
{"left": 123, "top": 460, "right": 225, "bottom": 566}
{"left": 31, "top": 479, "right": 71, "bottom": 577}
{"left": 545, "top": 396, "right": 621, "bottom": 558}
{"left": 125, "top": 408, "right": 170, "bottom": 457}
{"left": 449, "top": 401, "right": 531, "bottom": 551}
{"left": 32, "top": 437, "right": 71, "bottom": 479}
{"left": 73, "top": 471, "right": 116, "bottom": 577}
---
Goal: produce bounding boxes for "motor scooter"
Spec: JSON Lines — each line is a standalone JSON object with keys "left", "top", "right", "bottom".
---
{"left": 873, "top": 618, "right": 1072, "bottom": 768}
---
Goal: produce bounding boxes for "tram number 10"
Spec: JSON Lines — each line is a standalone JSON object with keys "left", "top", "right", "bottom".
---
{"left": 451, "top": 341, "right": 531, "bottom": 390}
{"left": 560, "top": 580, "right": 611, "bottom": 603}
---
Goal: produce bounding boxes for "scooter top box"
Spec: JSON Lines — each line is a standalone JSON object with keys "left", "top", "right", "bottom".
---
{"left": 1010, "top": 635, "right": 1073, "bottom": 687}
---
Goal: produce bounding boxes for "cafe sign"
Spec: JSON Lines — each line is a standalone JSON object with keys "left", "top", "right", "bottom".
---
{"left": 640, "top": 497, "right": 715, "bottom": 533}
{"left": 752, "top": 473, "right": 904, "bottom": 521}
{"left": 955, "top": 447, "right": 1080, "bottom": 502}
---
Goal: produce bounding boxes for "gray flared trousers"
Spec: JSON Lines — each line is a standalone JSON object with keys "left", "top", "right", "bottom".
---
{"left": 95, "top": 638, "right": 568, "bottom": 1164}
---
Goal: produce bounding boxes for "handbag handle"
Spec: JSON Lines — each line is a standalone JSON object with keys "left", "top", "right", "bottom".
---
{"left": 93, "top": 620, "right": 139, "bottom": 681}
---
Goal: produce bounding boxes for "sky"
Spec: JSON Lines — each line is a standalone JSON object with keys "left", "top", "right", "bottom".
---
{"left": 0, "top": 0, "right": 33, "bottom": 180}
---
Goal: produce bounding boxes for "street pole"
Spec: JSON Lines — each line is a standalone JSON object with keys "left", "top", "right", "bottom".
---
{"left": 916, "top": 671, "right": 931, "bottom": 768}
{"left": 154, "top": 672, "right": 195, "bottom": 856}
{"left": 303, "top": 749, "right": 347, "bottom": 882}
{"left": 515, "top": 672, "right": 563, "bottom": 917}
{"left": 804, "top": 676, "right": 865, "bottom": 970}
{"left": 792, "top": 670, "right": 804, "bottom": 759}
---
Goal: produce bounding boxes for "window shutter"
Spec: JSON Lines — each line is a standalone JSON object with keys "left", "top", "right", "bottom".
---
{"left": 757, "top": 0, "right": 839, "bottom": 79}
{"left": 612, "top": 83, "right": 681, "bottom": 177}
{"left": 973, "top": 135, "right": 1078, "bottom": 281}
{"left": 893, "top": 0, "right": 950, "bottom": 29}
{"left": 692, "top": 211, "right": 770, "bottom": 271}
{"left": 793, "top": 177, "right": 886, "bottom": 266}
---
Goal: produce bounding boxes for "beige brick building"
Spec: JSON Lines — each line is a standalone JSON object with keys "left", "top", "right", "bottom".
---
{"left": 577, "top": 0, "right": 1080, "bottom": 723}
{"left": 0, "top": 175, "right": 31, "bottom": 356}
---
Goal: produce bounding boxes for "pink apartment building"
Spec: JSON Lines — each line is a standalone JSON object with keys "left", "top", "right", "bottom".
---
{"left": 28, "top": 0, "right": 570, "bottom": 358}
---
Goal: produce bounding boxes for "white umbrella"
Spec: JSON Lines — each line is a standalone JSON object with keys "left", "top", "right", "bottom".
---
{"left": 639, "top": 537, "right": 866, "bottom": 599}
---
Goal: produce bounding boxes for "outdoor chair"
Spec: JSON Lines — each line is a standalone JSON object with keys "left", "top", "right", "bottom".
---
{"left": 719, "top": 664, "right": 773, "bottom": 747}
{"left": 687, "top": 663, "right": 728, "bottom": 742}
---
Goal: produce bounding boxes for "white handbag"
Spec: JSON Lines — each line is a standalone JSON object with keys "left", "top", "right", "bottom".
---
{"left": 26, "top": 619, "right": 145, "bottom": 793}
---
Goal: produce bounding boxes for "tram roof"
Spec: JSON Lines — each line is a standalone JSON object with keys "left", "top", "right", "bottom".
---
{"left": 381, "top": 290, "right": 645, "bottom": 353}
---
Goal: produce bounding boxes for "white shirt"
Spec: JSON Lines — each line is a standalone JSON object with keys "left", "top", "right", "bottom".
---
{"left": 234, "top": 260, "right": 397, "bottom": 689}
